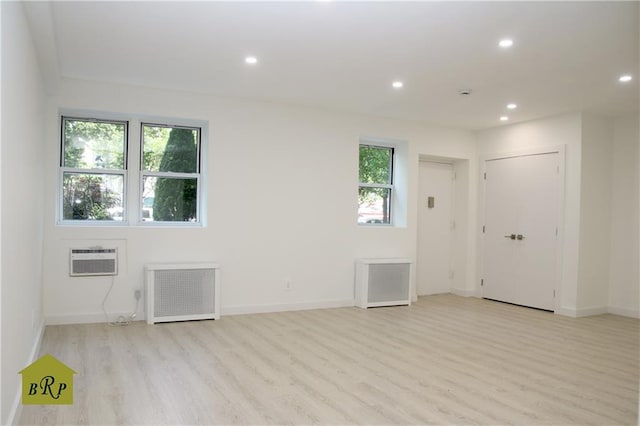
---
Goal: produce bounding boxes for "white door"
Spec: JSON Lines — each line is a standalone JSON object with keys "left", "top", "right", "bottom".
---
{"left": 417, "top": 161, "right": 454, "bottom": 295}
{"left": 483, "top": 153, "right": 560, "bottom": 311}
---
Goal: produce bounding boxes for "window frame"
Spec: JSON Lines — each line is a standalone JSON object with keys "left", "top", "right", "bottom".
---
{"left": 358, "top": 142, "right": 395, "bottom": 226}
{"left": 57, "top": 112, "right": 207, "bottom": 227}
{"left": 139, "top": 122, "right": 202, "bottom": 225}
{"left": 58, "top": 116, "right": 129, "bottom": 225}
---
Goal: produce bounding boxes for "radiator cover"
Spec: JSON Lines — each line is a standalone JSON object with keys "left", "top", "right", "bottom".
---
{"left": 355, "top": 258, "right": 412, "bottom": 308}
{"left": 145, "top": 263, "right": 220, "bottom": 324}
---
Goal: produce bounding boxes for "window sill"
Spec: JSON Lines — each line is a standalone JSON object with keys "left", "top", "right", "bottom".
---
{"left": 56, "top": 220, "right": 204, "bottom": 228}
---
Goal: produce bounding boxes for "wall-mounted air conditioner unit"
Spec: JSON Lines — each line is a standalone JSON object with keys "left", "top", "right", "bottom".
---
{"left": 355, "top": 258, "right": 412, "bottom": 308}
{"left": 145, "top": 263, "right": 220, "bottom": 324}
{"left": 69, "top": 248, "right": 118, "bottom": 276}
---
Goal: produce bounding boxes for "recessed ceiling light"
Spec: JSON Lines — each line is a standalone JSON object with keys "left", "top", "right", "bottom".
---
{"left": 619, "top": 75, "right": 632, "bottom": 82}
{"left": 507, "top": 103, "right": 517, "bottom": 109}
{"left": 392, "top": 81, "right": 404, "bottom": 89}
{"left": 500, "top": 116, "right": 509, "bottom": 121}
{"left": 245, "top": 56, "right": 258, "bottom": 65}
{"left": 499, "top": 39, "right": 514, "bottom": 48}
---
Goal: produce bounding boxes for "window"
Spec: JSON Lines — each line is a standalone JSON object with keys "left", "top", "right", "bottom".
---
{"left": 61, "top": 117, "right": 127, "bottom": 221}
{"left": 358, "top": 144, "right": 394, "bottom": 225}
{"left": 59, "top": 115, "right": 205, "bottom": 225}
{"left": 141, "top": 124, "right": 201, "bottom": 222}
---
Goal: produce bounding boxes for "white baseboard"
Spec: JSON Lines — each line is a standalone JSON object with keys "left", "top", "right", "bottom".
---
{"left": 555, "top": 306, "right": 608, "bottom": 317}
{"left": 450, "top": 288, "right": 477, "bottom": 297}
{"left": 607, "top": 306, "right": 640, "bottom": 319}
{"left": 221, "top": 299, "right": 354, "bottom": 316}
{"left": 46, "top": 311, "right": 142, "bottom": 325}
{"left": 48, "top": 300, "right": 355, "bottom": 323}
{"left": 7, "top": 319, "right": 45, "bottom": 426}
{"left": 574, "top": 306, "right": 608, "bottom": 317}
{"left": 554, "top": 307, "right": 578, "bottom": 317}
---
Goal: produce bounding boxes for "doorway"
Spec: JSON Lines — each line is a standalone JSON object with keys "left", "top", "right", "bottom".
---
{"left": 482, "top": 152, "right": 561, "bottom": 311}
{"left": 417, "top": 161, "right": 455, "bottom": 295}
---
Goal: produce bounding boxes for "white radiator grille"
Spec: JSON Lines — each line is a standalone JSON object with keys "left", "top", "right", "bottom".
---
{"left": 154, "top": 269, "right": 215, "bottom": 317}
{"left": 367, "top": 263, "right": 411, "bottom": 303}
{"left": 146, "top": 263, "right": 220, "bottom": 324}
{"left": 355, "top": 258, "right": 412, "bottom": 308}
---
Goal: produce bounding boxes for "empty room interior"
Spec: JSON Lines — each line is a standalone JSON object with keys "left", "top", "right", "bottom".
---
{"left": 2, "top": 1, "right": 639, "bottom": 425}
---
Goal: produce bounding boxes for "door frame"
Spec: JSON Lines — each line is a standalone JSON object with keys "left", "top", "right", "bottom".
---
{"left": 415, "top": 155, "right": 472, "bottom": 302}
{"left": 479, "top": 145, "right": 566, "bottom": 313}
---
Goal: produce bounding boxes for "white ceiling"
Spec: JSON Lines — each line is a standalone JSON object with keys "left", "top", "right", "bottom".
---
{"left": 24, "top": 1, "right": 639, "bottom": 130}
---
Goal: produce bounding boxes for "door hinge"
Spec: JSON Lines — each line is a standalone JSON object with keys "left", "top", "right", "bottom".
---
{"left": 481, "top": 279, "right": 484, "bottom": 287}
{"left": 452, "top": 172, "right": 457, "bottom": 181}
{"left": 484, "top": 172, "right": 487, "bottom": 180}
{"left": 557, "top": 165, "right": 560, "bottom": 174}
{"left": 451, "top": 220, "right": 456, "bottom": 230}
{"left": 555, "top": 227, "right": 558, "bottom": 236}
{"left": 553, "top": 290, "right": 556, "bottom": 298}
{"left": 482, "top": 225, "right": 486, "bottom": 233}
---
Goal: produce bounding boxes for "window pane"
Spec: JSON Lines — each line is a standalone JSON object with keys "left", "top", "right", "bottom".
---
{"left": 142, "top": 125, "right": 199, "bottom": 173}
{"left": 358, "top": 187, "right": 391, "bottom": 224}
{"left": 62, "top": 173, "right": 124, "bottom": 220}
{"left": 143, "top": 176, "right": 198, "bottom": 222}
{"left": 63, "top": 118, "right": 126, "bottom": 169}
{"left": 359, "top": 145, "right": 391, "bottom": 185}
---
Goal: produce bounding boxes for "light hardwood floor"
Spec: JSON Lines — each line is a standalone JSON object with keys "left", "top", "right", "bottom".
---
{"left": 20, "top": 294, "right": 639, "bottom": 425}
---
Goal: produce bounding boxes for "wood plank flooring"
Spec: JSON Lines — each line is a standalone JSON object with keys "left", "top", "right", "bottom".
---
{"left": 19, "top": 294, "right": 639, "bottom": 425}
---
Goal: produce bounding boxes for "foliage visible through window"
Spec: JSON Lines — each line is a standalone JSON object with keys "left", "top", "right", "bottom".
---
{"left": 358, "top": 144, "right": 393, "bottom": 224}
{"left": 61, "top": 118, "right": 127, "bottom": 221}
{"left": 60, "top": 116, "right": 203, "bottom": 224}
{"left": 142, "top": 124, "right": 200, "bottom": 222}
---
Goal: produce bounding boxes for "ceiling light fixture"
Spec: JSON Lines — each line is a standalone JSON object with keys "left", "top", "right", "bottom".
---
{"left": 392, "top": 81, "right": 404, "bottom": 89}
{"left": 500, "top": 116, "right": 509, "bottom": 121}
{"left": 507, "top": 103, "right": 517, "bottom": 109}
{"left": 499, "top": 39, "right": 514, "bottom": 48}
{"left": 619, "top": 75, "right": 632, "bottom": 82}
{"left": 245, "top": 56, "right": 258, "bottom": 65}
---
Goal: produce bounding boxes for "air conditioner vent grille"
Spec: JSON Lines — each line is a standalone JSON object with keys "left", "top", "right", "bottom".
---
{"left": 73, "top": 259, "right": 117, "bottom": 276}
{"left": 70, "top": 248, "right": 118, "bottom": 276}
{"left": 72, "top": 248, "right": 116, "bottom": 254}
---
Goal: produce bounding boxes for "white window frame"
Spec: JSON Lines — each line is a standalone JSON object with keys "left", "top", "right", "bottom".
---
{"left": 58, "top": 115, "right": 129, "bottom": 226}
{"left": 139, "top": 122, "right": 203, "bottom": 225}
{"left": 57, "top": 111, "right": 207, "bottom": 227}
{"left": 358, "top": 141, "right": 396, "bottom": 226}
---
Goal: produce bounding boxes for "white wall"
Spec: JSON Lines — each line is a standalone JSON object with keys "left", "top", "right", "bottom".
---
{"left": 452, "top": 160, "right": 473, "bottom": 295}
{"left": 476, "top": 112, "right": 639, "bottom": 318}
{"left": 576, "top": 114, "right": 613, "bottom": 314}
{"left": 1, "top": 2, "right": 46, "bottom": 424}
{"left": 475, "top": 113, "right": 583, "bottom": 314}
{"left": 42, "top": 78, "right": 477, "bottom": 322}
{"left": 608, "top": 115, "right": 639, "bottom": 317}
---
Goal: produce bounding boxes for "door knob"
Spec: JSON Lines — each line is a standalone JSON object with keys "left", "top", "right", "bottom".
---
{"left": 504, "top": 234, "right": 516, "bottom": 240}
{"left": 517, "top": 234, "right": 525, "bottom": 240}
